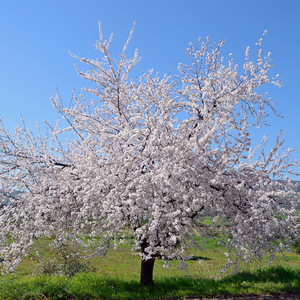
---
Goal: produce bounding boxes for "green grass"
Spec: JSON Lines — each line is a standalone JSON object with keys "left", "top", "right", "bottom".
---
{"left": 1, "top": 266, "right": 299, "bottom": 300}
{"left": 0, "top": 235, "right": 300, "bottom": 299}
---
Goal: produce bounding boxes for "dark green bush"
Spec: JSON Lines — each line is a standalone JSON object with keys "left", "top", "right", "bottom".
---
{"left": 292, "top": 239, "right": 300, "bottom": 255}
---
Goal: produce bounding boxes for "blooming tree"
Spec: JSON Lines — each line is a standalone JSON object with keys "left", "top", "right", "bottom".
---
{"left": 0, "top": 23, "right": 299, "bottom": 286}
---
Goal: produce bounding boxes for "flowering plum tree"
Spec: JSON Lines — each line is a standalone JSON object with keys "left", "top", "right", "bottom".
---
{"left": 0, "top": 23, "right": 299, "bottom": 286}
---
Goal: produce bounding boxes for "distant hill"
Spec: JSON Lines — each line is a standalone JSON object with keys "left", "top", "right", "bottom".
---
{"left": 295, "top": 181, "right": 300, "bottom": 193}
{"left": 0, "top": 190, "right": 23, "bottom": 208}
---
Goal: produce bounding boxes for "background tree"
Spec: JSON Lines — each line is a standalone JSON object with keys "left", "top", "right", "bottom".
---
{"left": 0, "top": 23, "right": 299, "bottom": 286}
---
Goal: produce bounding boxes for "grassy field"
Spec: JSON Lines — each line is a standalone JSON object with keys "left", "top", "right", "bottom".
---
{"left": 0, "top": 234, "right": 300, "bottom": 299}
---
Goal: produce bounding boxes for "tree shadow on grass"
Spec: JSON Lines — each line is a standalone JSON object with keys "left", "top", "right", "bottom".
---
{"left": 187, "top": 255, "right": 212, "bottom": 261}
{"left": 224, "top": 265, "right": 300, "bottom": 284}
{"left": 116, "top": 266, "right": 300, "bottom": 299}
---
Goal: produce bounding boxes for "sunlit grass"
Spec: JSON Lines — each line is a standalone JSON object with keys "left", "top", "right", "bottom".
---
{"left": 0, "top": 233, "right": 300, "bottom": 299}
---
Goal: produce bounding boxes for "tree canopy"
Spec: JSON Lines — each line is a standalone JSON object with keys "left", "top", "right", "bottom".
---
{"left": 0, "top": 23, "right": 299, "bottom": 286}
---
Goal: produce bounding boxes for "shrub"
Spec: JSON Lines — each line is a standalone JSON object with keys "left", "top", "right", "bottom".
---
{"left": 205, "top": 227, "right": 222, "bottom": 238}
{"left": 31, "top": 242, "right": 97, "bottom": 277}
{"left": 292, "top": 239, "right": 300, "bottom": 255}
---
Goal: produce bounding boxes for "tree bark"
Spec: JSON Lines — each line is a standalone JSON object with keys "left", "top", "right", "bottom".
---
{"left": 140, "top": 239, "right": 155, "bottom": 286}
{"left": 140, "top": 257, "right": 155, "bottom": 286}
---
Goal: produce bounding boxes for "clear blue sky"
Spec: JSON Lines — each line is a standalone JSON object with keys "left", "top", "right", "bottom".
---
{"left": 0, "top": 0, "right": 299, "bottom": 179}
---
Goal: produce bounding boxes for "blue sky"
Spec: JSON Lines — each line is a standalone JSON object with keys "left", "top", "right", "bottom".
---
{"left": 0, "top": 0, "right": 300, "bottom": 179}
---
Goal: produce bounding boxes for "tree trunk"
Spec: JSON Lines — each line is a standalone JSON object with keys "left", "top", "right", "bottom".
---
{"left": 140, "top": 239, "right": 155, "bottom": 286}
{"left": 140, "top": 257, "right": 155, "bottom": 286}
